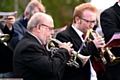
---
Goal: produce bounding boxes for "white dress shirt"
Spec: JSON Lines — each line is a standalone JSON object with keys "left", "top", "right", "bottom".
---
{"left": 72, "top": 25, "right": 97, "bottom": 80}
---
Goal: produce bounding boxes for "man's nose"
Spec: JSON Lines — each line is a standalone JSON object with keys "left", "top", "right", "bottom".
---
{"left": 51, "top": 30, "right": 54, "bottom": 35}
{"left": 89, "top": 23, "right": 94, "bottom": 28}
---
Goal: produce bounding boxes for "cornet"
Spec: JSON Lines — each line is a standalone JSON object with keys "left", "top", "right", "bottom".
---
{"left": 89, "top": 29, "right": 120, "bottom": 66}
{"left": 89, "top": 29, "right": 107, "bottom": 64}
{"left": 46, "top": 37, "right": 90, "bottom": 68}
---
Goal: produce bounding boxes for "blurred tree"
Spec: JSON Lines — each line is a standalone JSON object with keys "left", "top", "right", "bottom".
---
{"left": 0, "top": 0, "right": 84, "bottom": 28}
{"left": 0, "top": 0, "right": 30, "bottom": 18}
{"left": 0, "top": 0, "right": 14, "bottom": 11}
{"left": 42, "top": 0, "right": 84, "bottom": 28}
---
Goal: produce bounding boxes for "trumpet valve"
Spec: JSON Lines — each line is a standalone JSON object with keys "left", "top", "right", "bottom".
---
{"left": 67, "top": 59, "right": 80, "bottom": 68}
{"left": 49, "top": 41, "right": 55, "bottom": 47}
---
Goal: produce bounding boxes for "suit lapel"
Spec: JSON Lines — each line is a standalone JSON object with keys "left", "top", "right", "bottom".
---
{"left": 24, "top": 32, "right": 50, "bottom": 56}
{"left": 67, "top": 25, "right": 83, "bottom": 50}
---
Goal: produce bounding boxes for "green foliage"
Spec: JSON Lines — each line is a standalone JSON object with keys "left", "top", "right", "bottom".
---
{"left": 0, "top": 0, "right": 14, "bottom": 11}
{"left": 0, "top": 0, "right": 30, "bottom": 17}
{"left": 42, "top": 0, "right": 85, "bottom": 28}
{"left": 0, "top": 0, "right": 84, "bottom": 28}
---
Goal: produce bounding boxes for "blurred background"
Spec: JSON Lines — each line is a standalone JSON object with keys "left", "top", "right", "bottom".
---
{"left": 0, "top": 0, "right": 88, "bottom": 28}
{"left": 0, "top": 0, "right": 117, "bottom": 28}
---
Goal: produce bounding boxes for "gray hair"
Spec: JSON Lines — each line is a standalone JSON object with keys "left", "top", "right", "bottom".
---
{"left": 27, "top": 12, "right": 53, "bottom": 31}
{"left": 24, "top": 1, "right": 46, "bottom": 17}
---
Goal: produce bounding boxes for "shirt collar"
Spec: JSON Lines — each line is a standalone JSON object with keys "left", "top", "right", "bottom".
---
{"left": 71, "top": 24, "right": 83, "bottom": 37}
{"left": 71, "top": 24, "right": 84, "bottom": 42}
{"left": 118, "top": 2, "right": 120, "bottom": 6}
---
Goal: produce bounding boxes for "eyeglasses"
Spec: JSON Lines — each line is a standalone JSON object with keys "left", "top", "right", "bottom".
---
{"left": 41, "top": 24, "right": 54, "bottom": 30}
{"left": 79, "top": 17, "right": 96, "bottom": 24}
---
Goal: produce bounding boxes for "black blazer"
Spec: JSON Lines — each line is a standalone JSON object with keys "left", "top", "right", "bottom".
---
{"left": 100, "top": 2, "right": 120, "bottom": 57}
{"left": 100, "top": 2, "right": 120, "bottom": 80}
{"left": 56, "top": 25, "right": 98, "bottom": 80}
{"left": 13, "top": 32, "right": 70, "bottom": 80}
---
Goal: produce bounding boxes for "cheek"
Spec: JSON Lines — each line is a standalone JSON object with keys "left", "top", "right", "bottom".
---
{"left": 81, "top": 24, "right": 89, "bottom": 32}
{"left": 45, "top": 33, "right": 51, "bottom": 44}
{"left": 45, "top": 32, "right": 50, "bottom": 39}
{"left": 81, "top": 23, "right": 88, "bottom": 28}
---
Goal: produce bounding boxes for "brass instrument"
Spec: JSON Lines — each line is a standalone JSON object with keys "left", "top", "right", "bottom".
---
{"left": 0, "top": 33, "right": 10, "bottom": 43}
{"left": 88, "top": 29, "right": 107, "bottom": 64}
{"left": 89, "top": 29, "right": 120, "bottom": 66}
{"left": 46, "top": 37, "right": 90, "bottom": 68}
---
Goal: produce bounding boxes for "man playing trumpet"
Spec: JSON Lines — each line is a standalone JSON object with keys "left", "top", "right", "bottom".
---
{"left": 13, "top": 12, "right": 74, "bottom": 80}
{"left": 55, "top": 3, "right": 107, "bottom": 80}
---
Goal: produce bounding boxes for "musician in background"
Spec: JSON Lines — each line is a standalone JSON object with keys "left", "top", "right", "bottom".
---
{"left": 8, "top": 0, "right": 46, "bottom": 52}
{"left": 56, "top": 3, "right": 106, "bottom": 80}
{"left": 100, "top": 0, "right": 120, "bottom": 80}
{"left": 0, "top": 15, "right": 15, "bottom": 78}
{"left": 13, "top": 12, "right": 73, "bottom": 80}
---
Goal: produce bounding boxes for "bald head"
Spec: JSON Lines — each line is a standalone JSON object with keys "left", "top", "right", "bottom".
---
{"left": 27, "top": 12, "right": 53, "bottom": 31}
{"left": 27, "top": 12, "right": 54, "bottom": 45}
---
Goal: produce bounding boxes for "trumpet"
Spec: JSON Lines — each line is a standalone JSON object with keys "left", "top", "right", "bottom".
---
{"left": 89, "top": 29, "right": 107, "bottom": 64}
{"left": 46, "top": 37, "right": 90, "bottom": 68}
{"left": 89, "top": 29, "right": 120, "bottom": 66}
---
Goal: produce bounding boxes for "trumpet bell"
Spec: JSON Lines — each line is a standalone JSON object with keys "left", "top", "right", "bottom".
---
{"left": 109, "top": 57, "right": 120, "bottom": 66}
{"left": 79, "top": 54, "right": 90, "bottom": 66}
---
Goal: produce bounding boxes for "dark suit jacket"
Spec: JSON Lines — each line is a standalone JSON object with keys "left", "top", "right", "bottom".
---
{"left": 56, "top": 25, "right": 99, "bottom": 80}
{"left": 0, "top": 25, "right": 13, "bottom": 73}
{"left": 100, "top": 2, "right": 120, "bottom": 80}
{"left": 13, "top": 32, "right": 70, "bottom": 80}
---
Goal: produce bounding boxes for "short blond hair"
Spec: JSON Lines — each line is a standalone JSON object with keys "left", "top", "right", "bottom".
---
{"left": 73, "top": 3, "right": 98, "bottom": 22}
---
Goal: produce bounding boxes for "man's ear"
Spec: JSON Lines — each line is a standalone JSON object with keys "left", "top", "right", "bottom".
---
{"left": 25, "top": 12, "right": 30, "bottom": 19}
{"left": 36, "top": 24, "right": 41, "bottom": 32}
{"left": 75, "top": 16, "right": 81, "bottom": 24}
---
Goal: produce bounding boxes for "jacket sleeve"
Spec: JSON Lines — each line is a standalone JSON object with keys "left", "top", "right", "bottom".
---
{"left": 8, "top": 22, "right": 26, "bottom": 51}
{"left": 21, "top": 44, "right": 70, "bottom": 76}
{"left": 100, "top": 10, "right": 120, "bottom": 43}
{"left": 56, "top": 31, "right": 98, "bottom": 56}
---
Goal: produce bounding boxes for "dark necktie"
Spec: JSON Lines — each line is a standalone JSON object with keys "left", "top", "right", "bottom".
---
{"left": 42, "top": 44, "right": 45, "bottom": 50}
{"left": 82, "top": 34, "right": 87, "bottom": 45}
{"left": 82, "top": 34, "right": 86, "bottom": 39}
